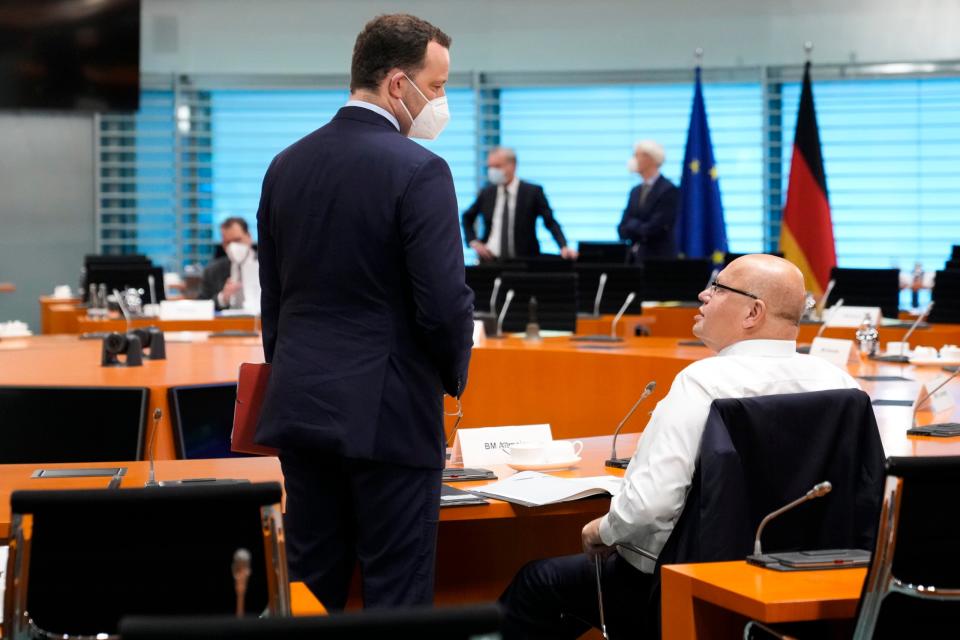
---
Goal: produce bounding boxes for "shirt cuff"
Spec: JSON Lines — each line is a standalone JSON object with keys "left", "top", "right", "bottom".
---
{"left": 599, "top": 513, "right": 619, "bottom": 547}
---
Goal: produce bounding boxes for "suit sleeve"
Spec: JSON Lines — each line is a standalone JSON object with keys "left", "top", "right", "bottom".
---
{"left": 535, "top": 186, "right": 568, "bottom": 249}
{"left": 461, "top": 193, "right": 483, "bottom": 245}
{"left": 400, "top": 156, "right": 475, "bottom": 397}
{"left": 198, "top": 262, "right": 223, "bottom": 308}
{"left": 256, "top": 158, "right": 281, "bottom": 364}
{"left": 618, "top": 187, "right": 641, "bottom": 241}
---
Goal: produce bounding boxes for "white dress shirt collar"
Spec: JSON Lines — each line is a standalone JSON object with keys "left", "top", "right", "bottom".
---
{"left": 501, "top": 176, "right": 520, "bottom": 194}
{"left": 718, "top": 339, "right": 798, "bottom": 358}
{"left": 345, "top": 99, "right": 400, "bottom": 131}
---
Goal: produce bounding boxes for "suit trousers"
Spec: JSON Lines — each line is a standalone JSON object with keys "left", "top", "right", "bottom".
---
{"left": 498, "top": 551, "right": 655, "bottom": 639}
{"left": 279, "top": 450, "right": 442, "bottom": 610}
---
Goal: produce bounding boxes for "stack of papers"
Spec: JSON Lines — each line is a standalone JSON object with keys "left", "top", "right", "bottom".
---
{"left": 469, "top": 471, "right": 622, "bottom": 507}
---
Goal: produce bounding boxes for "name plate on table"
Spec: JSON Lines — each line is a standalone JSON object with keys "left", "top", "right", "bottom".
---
{"left": 810, "top": 337, "right": 860, "bottom": 368}
{"left": 919, "top": 374, "right": 956, "bottom": 413}
{"left": 159, "top": 299, "right": 215, "bottom": 320}
{"left": 825, "top": 306, "right": 882, "bottom": 329}
{"left": 473, "top": 319, "right": 486, "bottom": 345}
{"left": 452, "top": 424, "right": 553, "bottom": 467}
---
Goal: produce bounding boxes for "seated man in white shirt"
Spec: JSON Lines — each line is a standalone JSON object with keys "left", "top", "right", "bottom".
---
{"left": 498, "top": 254, "right": 860, "bottom": 639}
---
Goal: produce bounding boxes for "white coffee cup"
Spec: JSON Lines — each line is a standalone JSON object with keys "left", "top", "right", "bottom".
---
{"left": 913, "top": 346, "right": 938, "bottom": 359}
{"left": 52, "top": 284, "right": 73, "bottom": 299}
{"left": 544, "top": 440, "right": 584, "bottom": 462}
{"left": 886, "top": 341, "right": 910, "bottom": 356}
{"left": 507, "top": 442, "right": 550, "bottom": 464}
{"left": 507, "top": 440, "right": 584, "bottom": 464}
{"left": 941, "top": 344, "right": 960, "bottom": 359}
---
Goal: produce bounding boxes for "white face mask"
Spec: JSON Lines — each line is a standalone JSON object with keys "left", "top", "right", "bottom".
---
{"left": 487, "top": 167, "right": 507, "bottom": 185}
{"left": 398, "top": 73, "right": 450, "bottom": 140}
{"left": 226, "top": 241, "right": 251, "bottom": 264}
{"left": 627, "top": 156, "right": 639, "bottom": 174}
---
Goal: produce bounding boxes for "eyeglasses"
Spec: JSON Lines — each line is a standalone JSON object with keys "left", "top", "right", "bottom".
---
{"left": 709, "top": 279, "right": 760, "bottom": 300}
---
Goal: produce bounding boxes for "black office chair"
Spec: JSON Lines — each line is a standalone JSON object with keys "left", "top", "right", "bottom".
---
{"left": 826, "top": 267, "right": 901, "bottom": 319}
{"left": 119, "top": 603, "right": 503, "bottom": 639}
{"left": 640, "top": 258, "right": 713, "bottom": 303}
{"left": 466, "top": 264, "right": 507, "bottom": 313}
{"left": 0, "top": 386, "right": 149, "bottom": 463}
{"left": 493, "top": 272, "right": 578, "bottom": 333}
{"left": 744, "top": 456, "right": 960, "bottom": 639}
{"left": 3, "top": 483, "right": 290, "bottom": 639}
{"left": 643, "top": 389, "right": 885, "bottom": 637}
{"left": 928, "top": 270, "right": 960, "bottom": 323}
{"left": 574, "top": 264, "right": 644, "bottom": 315}
{"left": 577, "top": 241, "right": 631, "bottom": 264}
{"left": 168, "top": 383, "right": 253, "bottom": 459}
{"left": 854, "top": 456, "right": 960, "bottom": 638}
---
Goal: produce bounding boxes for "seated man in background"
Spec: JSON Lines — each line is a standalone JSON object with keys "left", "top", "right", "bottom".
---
{"left": 618, "top": 139, "right": 679, "bottom": 261}
{"left": 499, "top": 254, "right": 860, "bottom": 639}
{"left": 462, "top": 147, "right": 577, "bottom": 262}
{"left": 199, "top": 216, "right": 256, "bottom": 310}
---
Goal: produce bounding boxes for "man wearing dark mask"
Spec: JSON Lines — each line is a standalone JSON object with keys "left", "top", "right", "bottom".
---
{"left": 462, "top": 147, "right": 577, "bottom": 262}
{"left": 255, "top": 14, "right": 474, "bottom": 609}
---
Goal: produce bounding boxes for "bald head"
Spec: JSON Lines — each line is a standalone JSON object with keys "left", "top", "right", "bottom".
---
{"left": 726, "top": 254, "right": 807, "bottom": 326}
{"left": 693, "top": 254, "right": 807, "bottom": 352}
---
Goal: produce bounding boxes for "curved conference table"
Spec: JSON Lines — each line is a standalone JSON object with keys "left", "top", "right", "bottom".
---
{"left": 2, "top": 331, "right": 959, "bottom": 613}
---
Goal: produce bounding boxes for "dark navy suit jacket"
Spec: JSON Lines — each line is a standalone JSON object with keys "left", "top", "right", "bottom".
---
{"left": 461, "top": 181, "right": 567, "bottom": 257}
{"left": 617, "top": 176, "right": 679, "bottom": 260}
{"left": 255, "top": 106, "right": 475, "bottom": 470}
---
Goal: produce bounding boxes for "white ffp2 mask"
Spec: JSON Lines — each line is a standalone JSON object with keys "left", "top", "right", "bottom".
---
{"left": 399, "top": 73, "right": 450, "bottom": 140}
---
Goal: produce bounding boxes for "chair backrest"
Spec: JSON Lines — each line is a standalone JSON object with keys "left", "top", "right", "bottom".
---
{"left": 168, "top": 383, "right": 252, "bottom": 459}
{"left": 640, "top": 258, "right": 713, "bottom": 302}
{"left": 494, "top": 272, "right": 579, "bottom": 332}
{"left": 928, "top": 270, "right": 960, "bottom": 323}
{"left": 0, "top": 386, "right": 149, "bottom": 463}
{"left": 3, "top": 482, "right": 289, "bottom": 638}
{"left": 853, "top": 456, "right": 960, "bottom": 639}
{"left": 827, "top": 267, "right": 901, "bottom": 319}
{"left": 465, "top": 264, "right": 507, "bottom": 313}
{"left": 574, "top": 264, "right": 644, "bottom": 315}
{"left": 119, "top": 604, "right": 502, "bottom": 639}
{"left": 577, "top": 241, "right": 631, "bottom": 264}
{"left": 658, "top": 389, "right": 885, "bottom": 566}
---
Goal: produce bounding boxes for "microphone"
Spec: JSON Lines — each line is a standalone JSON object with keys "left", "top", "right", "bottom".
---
{"left": 147, "top": 274, "right": 158, "bottom": 306}
{"left": 145, "top": 408, "right": 162, "bottom": 487}
{"left": 489, "top": 277, "right": 502, "bottom": 315}
{"left": 605, "top": 380, "right": 657, "bottom": 469}
{"left": 492, "top": 289, "right": 515, "bottom": 338}
{"left": 816, "top": 279, "right": 837, "bottom": 318}
{"left": 910, "top": 366, "right": 960, "bottom": 429}
{"left": 593, "top": 273, "right": 608, "bottom": 317}
{"left": 748, "top": 481, "right": 832, "bottom": 561}
{"left": 815, "top": 298, "right": 845, "bottom": 339}
{"left": 902, "top": 301, "right": 933, "bottom": 344}
{"left": 609, "top": 292, "right": 637, "bottom": 340}
{"left": 232, "top": 547, "right": 252, "bottom": 617}
{"left": 113, "top": 288, "right": 133, "bottom": 334}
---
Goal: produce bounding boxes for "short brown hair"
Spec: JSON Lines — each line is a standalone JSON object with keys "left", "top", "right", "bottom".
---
{"left": 220, "top": 217, "right": 249, "bottom": 234}
{"left": 350, "top": 14, "right": 451, "bottom": 92}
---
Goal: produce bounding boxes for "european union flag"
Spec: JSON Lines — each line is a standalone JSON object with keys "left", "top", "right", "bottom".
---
{"left": 676, "top": 67, "right": 727, "bottom": 262}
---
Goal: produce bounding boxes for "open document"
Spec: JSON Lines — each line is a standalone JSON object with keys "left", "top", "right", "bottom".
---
{"left": 468, "top": 471, "right": 623, "bottom": 507}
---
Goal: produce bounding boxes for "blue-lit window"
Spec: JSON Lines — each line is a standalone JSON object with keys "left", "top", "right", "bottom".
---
{"left": 498, "top": 82, "right": 763, "bottom": 256}
{"left": 208, "top": 88, "right": 476, "bottom": 240}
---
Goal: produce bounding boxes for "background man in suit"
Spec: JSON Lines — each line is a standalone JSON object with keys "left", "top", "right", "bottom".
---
{"left": 618, "top": 139, "right": 680, "bottom": 261}
{"left": 198, "top": 216, "right": 254, "bottom": 309}
{"left": 255, "top": 14, "right": 474, "bottom": 609}
{"left": 462, "top": 147, "right": 577, "bottom": 261}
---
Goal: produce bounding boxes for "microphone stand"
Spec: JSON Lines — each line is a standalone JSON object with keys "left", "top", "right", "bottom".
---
{"left": 609, "top": 292, "right": 637, "bottom": 340}
{"left": 145, "top": 408, "right": 163, "bottom": 487}
{"left": 910, "top": 367, "right": 960, "bottom": 430}
{"left": 746, "top": 481, "right": 832, "bottom": 566}
{"left": 605, "top": 380, "right": 656, "bottom": 468}
{"left": 489, "top": 289, "right": 515, "bottom": 339}
{"left": 593, "top": 273, "right": 608, "bottom": 317}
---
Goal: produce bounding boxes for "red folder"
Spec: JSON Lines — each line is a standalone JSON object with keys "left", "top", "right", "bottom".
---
{"left": 231, "top": 362, "right": 279, "bottom": 456}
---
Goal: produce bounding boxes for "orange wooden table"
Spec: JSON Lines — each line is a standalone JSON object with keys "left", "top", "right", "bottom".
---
{"left": 38, "top": 296, "right": 83, "bottom": 334}
{"left": 661, "top": 561, "right": 866, "bottom": 639}
{"left": 77, "top": 315, "right": 261, "bottom": 334}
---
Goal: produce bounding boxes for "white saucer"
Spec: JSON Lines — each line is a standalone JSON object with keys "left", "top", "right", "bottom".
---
{"left": 909, "top": 356, "right": 960, "bottom": 366}
{"left": 505, "top": 456, "right": 581, "bottom": 471}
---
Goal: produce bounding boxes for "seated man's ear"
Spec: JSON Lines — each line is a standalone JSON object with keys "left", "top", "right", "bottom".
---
{"left": 742, "top": 300, "right": 766, "bottom": 329}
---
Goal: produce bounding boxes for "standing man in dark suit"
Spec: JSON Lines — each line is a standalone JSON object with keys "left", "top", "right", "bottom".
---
{"left": 462, "top": 147, "right": 577, "bottom": 261}
{"left": 618, "top": 139, "right": 680, "bottom": 261}
{"left": 255, "top": 14, "right": 474, "bottom": 610}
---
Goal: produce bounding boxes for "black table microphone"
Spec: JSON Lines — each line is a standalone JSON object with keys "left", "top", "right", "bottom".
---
{"left": 746, "top": 481, "right": 832, "bottom": 565}
{"left": 605, "top": 381, "right": 656, "bottom": 469}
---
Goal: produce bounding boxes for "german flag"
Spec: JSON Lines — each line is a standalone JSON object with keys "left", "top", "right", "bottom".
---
{"left": 780, "top": 62, "right": 836, "bottom": 297}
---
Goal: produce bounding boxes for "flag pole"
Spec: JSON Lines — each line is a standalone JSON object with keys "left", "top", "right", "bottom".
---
{"left": 694, "top": 47, "right": 704, "bottom": 67}
{"left": 804, "top": 41, "right": 813, "bottom": 61}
